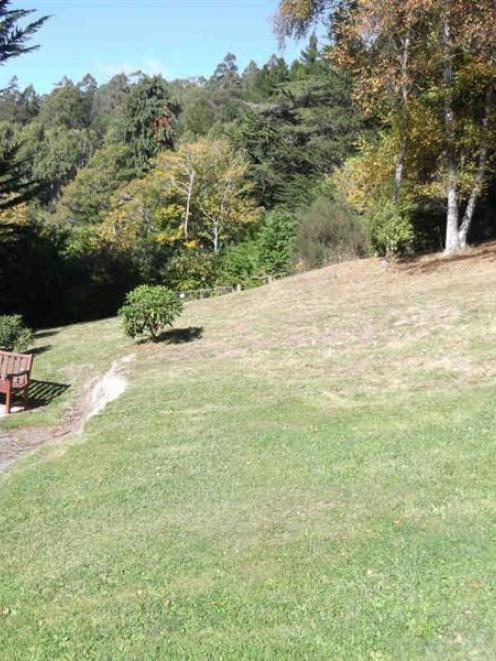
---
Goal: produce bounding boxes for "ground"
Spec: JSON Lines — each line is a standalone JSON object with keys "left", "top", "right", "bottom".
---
{"left": 1, "top": 244, "right": 496, "bottom": 658}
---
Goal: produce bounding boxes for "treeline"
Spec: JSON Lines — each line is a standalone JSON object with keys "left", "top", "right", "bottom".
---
{"left": 0, "top": 37, "right": 366, "bottom": 326}
{"left": 3, "top": 1, "right": 496, "bottom": 328}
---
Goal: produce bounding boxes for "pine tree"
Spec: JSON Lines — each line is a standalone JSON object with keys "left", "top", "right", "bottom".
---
{"left": 0, "top": 1, "right": 48, "bottom": 208}
{"left": 0, "top": 0, "right": 48, "bottom": 64}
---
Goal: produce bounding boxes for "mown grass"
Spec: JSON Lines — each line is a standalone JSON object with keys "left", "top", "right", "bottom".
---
{"left": 1, "top": 247, "right": 496, "bottom": 658}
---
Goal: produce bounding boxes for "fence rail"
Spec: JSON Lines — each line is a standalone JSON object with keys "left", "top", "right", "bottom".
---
{"left": 175, "top": 272, "right": 288, "bottom": 301}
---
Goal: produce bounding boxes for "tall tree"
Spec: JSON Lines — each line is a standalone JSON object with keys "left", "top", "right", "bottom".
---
{"left": 123, "top": 75, "right": 179, "bottom": 173}
{"left": 210, "top": 52, "right": 241, "bottom": 90}
{"left": 0, "top": 1, "right": 48, "bottom": 208}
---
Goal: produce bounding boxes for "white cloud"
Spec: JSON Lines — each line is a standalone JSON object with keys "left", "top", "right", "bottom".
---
{"left": 96, "top": 56, "right": 168, "bottom": 79}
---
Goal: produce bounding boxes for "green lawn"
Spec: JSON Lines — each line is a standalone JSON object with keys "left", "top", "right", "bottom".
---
{"left": 1, "top": 250, "right": 496, "bottom": 659}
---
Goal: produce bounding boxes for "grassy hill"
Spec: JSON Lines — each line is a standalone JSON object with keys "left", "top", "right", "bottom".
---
{"left": 1, "top": 245, "right": 496, "bottom": 658}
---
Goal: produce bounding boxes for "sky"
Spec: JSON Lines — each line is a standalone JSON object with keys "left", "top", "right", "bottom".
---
{"left": 0, "top": 0, "right": 306, "bottom": 93}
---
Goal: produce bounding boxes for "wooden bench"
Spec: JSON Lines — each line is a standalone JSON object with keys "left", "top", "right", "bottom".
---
{"left": 0, "top": 350, "right": 34, "bottom": 414}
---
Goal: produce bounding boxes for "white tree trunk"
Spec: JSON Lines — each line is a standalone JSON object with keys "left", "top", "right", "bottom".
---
{"left": 393, "top": 32, "right": 411, "bottom": 204}
{"left": 458, "top": 89, "right": 492, "bottom": 248}
{"left": 458, "top": 148, "right": 487, "bottom": 249}
{"left": 184, "top": 170, "right": 195, "bottom": 241}
{"left": 442, "top": 3, "right": 460, "bottom": 253}
{"left": 213, "top": 219, "right": 220, "bottom": 253}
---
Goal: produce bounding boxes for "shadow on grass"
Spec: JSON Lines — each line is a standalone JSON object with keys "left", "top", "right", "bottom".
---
{"left": 138, "top": 326, "right": 204, "bottom": 345}
{"left": 30, "top": 345, "right": 52, "bottom": 356}
{"left": 27, "top": 380, "right": 70, "bottom": 409}
{"left": 34, "top": 330, "right": 59, "bottom": 340}
{"left": 398, "top": 244, "right": 496, "bottom": 275}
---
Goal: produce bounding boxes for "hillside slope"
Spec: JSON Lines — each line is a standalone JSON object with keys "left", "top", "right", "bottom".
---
{"left": 1, "top": 244, "right": 496, "bottom": 658}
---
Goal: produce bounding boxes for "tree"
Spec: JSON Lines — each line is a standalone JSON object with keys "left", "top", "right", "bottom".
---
{"left": 0, "top": 0, "right": 48, "bottom": 64}
{"left": 192, "top": 139, "right": 260, "bottom": 252}
{"left": 20, "top": 122, "right": 94, "bottom": 202}
{"left": 90, "top": 73, "right": 130, "bottom": 137}
{"left": 0, "top": 1, "right": 48, "bottom": 208}
{"left": 211, "top": 52, "right": 241, "bottom": 89}
{"left": 38, "top": 78, "right": 93, "bottom": 130}
{"left": 156, "top": 138, "right": 260, "bottom": 253}
{"left": 123, "top": 75, "right": 180, "bottom": 172}
{"left": 230, "top": 40, "right": 362, "bottom": 208}
{"left": 54, "top": 143, "right": 135, "bottom": 225}
{"left": 0, "top": 77, "right": 40, "bottom": 124}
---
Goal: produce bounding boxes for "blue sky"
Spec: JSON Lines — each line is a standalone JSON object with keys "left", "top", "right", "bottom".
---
{"left": 0, "top": 1, "right": 306, "bottom": 93}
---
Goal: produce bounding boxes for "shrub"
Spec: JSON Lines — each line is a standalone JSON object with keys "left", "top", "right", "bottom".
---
{"left": 258, "top": 208, "right": 296, "bottom": 275}
{"left": 366, "top": 200, "right": 414, "bottom": 257}
{"left": 163, "top": 249, "right": 219, "bottom": 292}
{"left": 294, "top": 195, "right": 368, "bottom": 269}
{"left": 119, "top": 285, "right": 183, "bottom": 341}
{"left": 216, "top": 241, "right": 261, "bottom": 288}
{"left": 0, "top": 315, "right": 33, "bottom": 352}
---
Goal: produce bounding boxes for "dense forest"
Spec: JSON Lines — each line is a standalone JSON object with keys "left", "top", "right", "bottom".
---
{"left": 1, "top": 0, "right": 496, "bottom": 327}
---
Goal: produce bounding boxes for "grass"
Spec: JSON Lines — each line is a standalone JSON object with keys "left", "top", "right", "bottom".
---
{"left": 1, "top": 244, "right": 496, "bottom": 658}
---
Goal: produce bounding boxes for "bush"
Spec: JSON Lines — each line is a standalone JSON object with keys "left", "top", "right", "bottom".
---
{"left": 216, "top": 241, "right": 261, "bottom": 288}
{"left": 258, "top": 208, "right": 296, "bottom": 275}
{"left": 163, "top": 249, "right": 219, "bottom": 291}
{"left": 0, "top": 315, "right": 33, "bottom": 352}
{"left": 119, "top": 285, "right": 183, "bottom": 341}
{"left": 366, "top": 200, "right": 414, "bottom": 257}
{"left": 294, "top": 195, "right": 368, "bottom": 269}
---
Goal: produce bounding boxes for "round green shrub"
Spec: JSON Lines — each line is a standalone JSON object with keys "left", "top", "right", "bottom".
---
{"left": 119, "top": 285, "right": 183, "bottom": 341}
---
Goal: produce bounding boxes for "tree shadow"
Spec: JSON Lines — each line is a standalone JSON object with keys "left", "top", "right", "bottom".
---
{"left": 29, "top": 345, "right": 52, "bottom": 356}
{"left": 398, "top": 244, "right": 496, "bottom": 275}
{"left": 34, "top": 330, "right": 59, "bottom": 339}
{"left": 138, "top": 326, "right": 204, "bottom": 345}
{"left": 27, "top": 380, "right": 70, "bottom": 409}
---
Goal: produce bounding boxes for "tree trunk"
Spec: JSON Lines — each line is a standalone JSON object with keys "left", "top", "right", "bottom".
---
{"left": 458, "top": 148, "right": 487, "bottom": 249}
{"left": 458, "top": 89, "right": 492, "bottom": 248}
{"left": 442, "top": 3, "right": 460, "bottom": 253}
{"left": 184, "top": 170, "right": 195, "bottom": 241}
{"left": 392, "top": 32, "right": 411, "bottom": 205}
{"left": 213, "top": 220, "right": 220, "bottom": 253}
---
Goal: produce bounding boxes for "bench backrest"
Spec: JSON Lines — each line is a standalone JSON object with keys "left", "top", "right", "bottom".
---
{"left": 0, "top": 350, "right": 34, "bottom": 379}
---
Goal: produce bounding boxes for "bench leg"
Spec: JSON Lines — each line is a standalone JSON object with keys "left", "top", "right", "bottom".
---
{"left": 23, "top": 387, "right": 29, "bottom": 410}
{"left": 5, "top": 386, "right": 12, "bottom": 415}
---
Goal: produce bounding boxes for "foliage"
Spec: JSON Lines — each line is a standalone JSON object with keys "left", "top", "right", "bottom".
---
{"left": 275, "top": 0, "right": 496, "bottom": 252}
{"left": 294, "top": 195, "right": 367, "bottom": 269}
{"left": 119, "top": 284, "right": 183, "bottom": 341}
{"left": 55, "top": 143, "right": 135, "bottom": 225}
{"left": 20, "top": 122, "right": 95, "bottom": 201}
{"left": 164, "top": 249, "right": 219, "bottom": 291}
{"left": 0, "top": 3, "right": 48, "bottom": 210}
{"left": 258, "top": 207, "right": 296, "bottom": 274}
{"left": 366, "top": 200, "right": 414, "bottom": 257}
{"left": 216, "top": 240, "right": 261, "bottom": 288}
{"left": 123, "top": 75, "right": 179, "bottom": 173}
{"left": 0, "top": 313, "right": 32, "bottom": 351}
{"left": 229, "top": 42, "right": 363, "bottom": 208}
{"left": 0, "top": 0, "right": 48, "bottom": 65}
{"left": 37, "top": 78, "right": 93, "bottom": 129}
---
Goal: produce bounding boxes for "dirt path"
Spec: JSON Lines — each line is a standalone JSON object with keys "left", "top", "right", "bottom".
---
{"left": 0, "top": 354, "right": 134, "bottom": 474}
